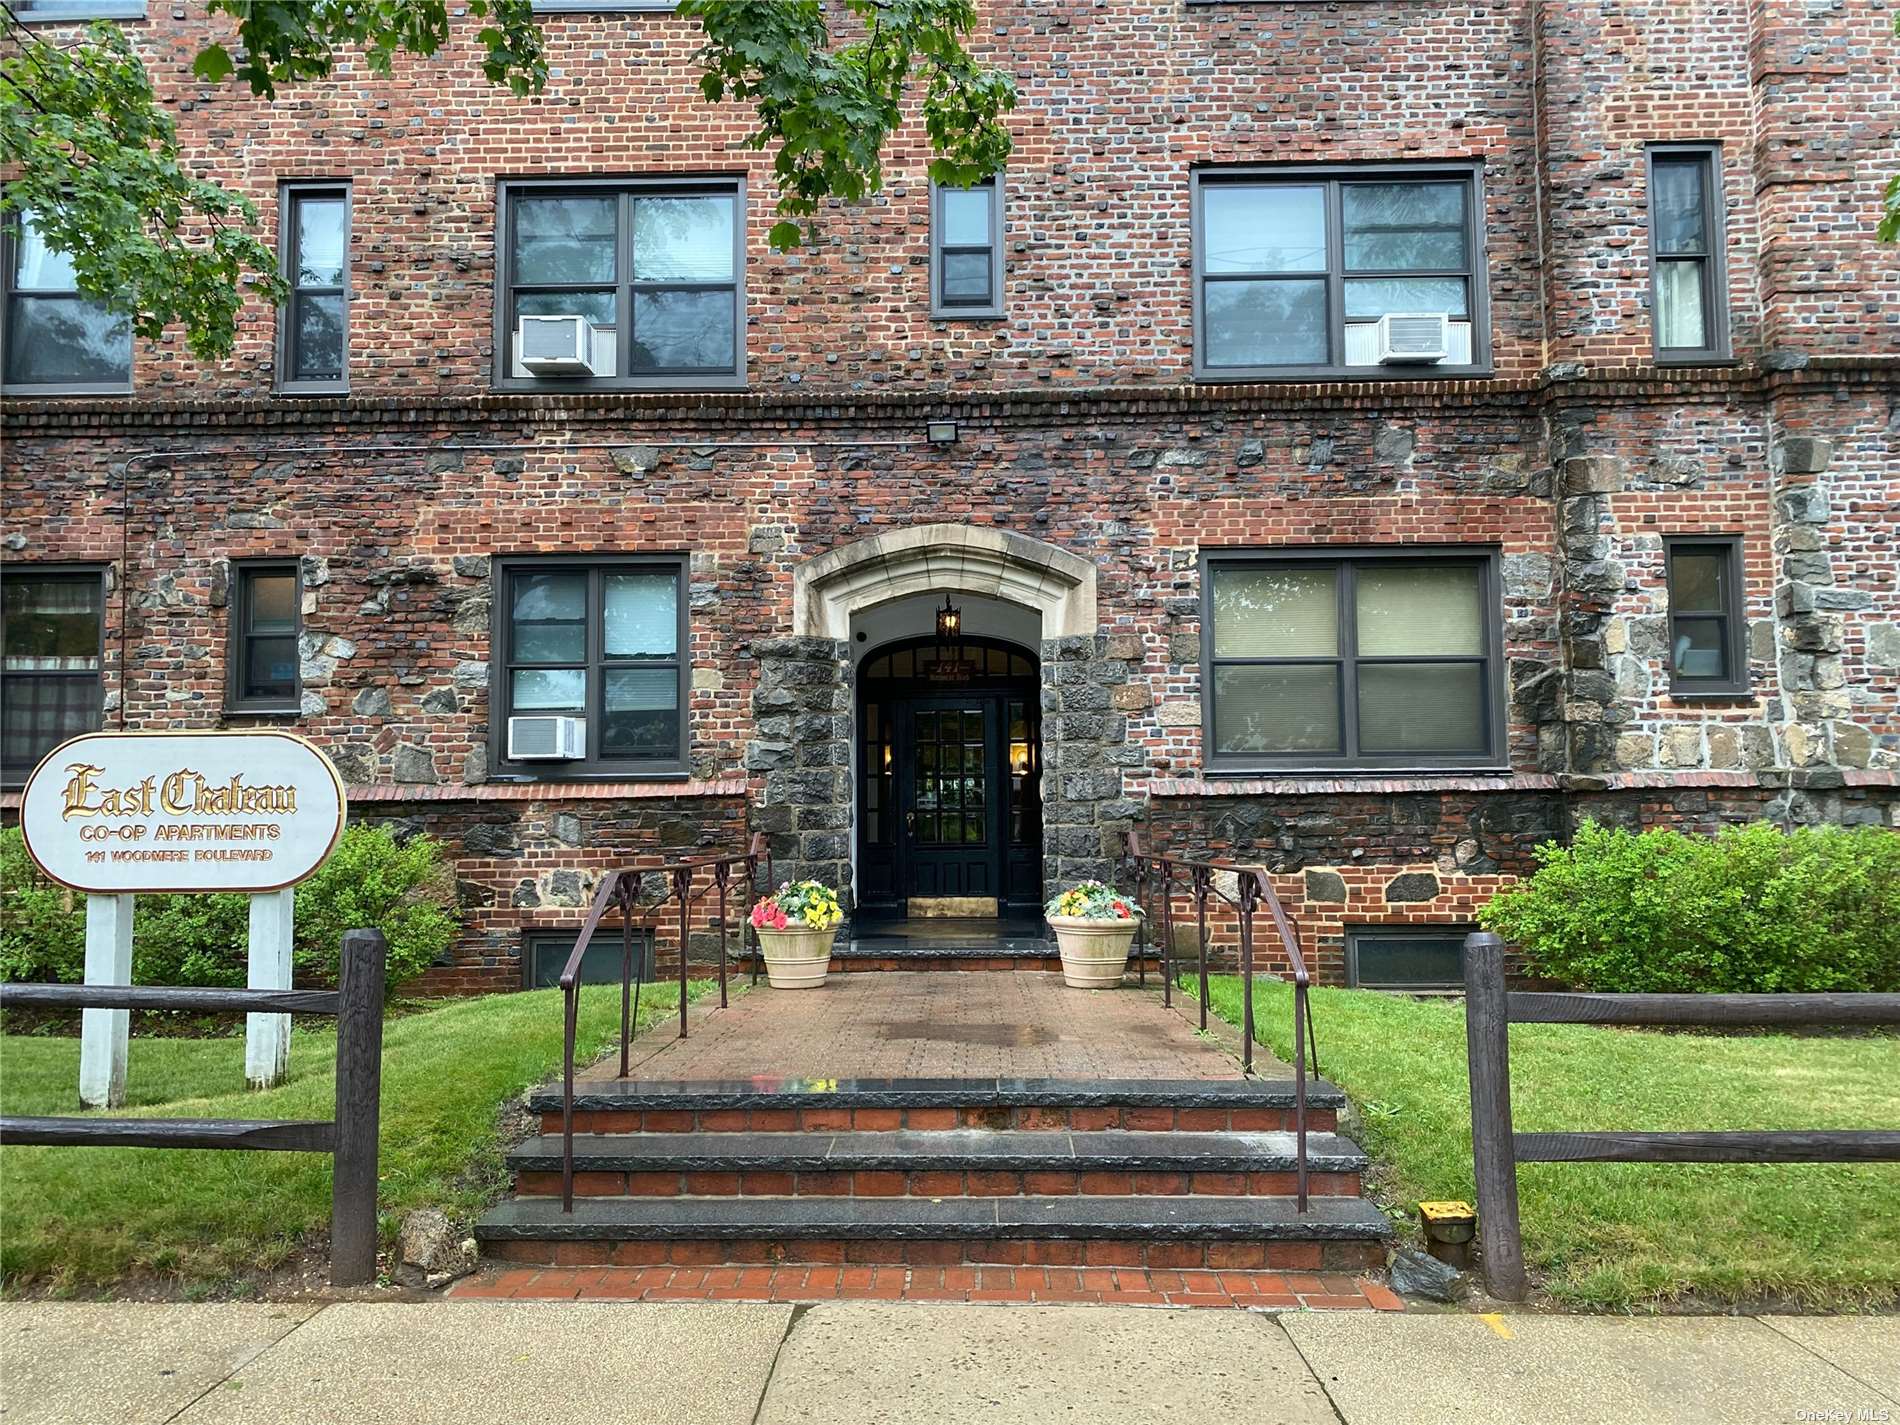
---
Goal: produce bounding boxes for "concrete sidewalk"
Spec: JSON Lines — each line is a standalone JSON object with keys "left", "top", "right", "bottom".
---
{"left": 2, "top": 1299, "right": 1894, "bottom": 1425}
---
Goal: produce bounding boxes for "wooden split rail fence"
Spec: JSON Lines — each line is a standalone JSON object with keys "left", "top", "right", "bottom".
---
{"left": 0, "top": 928, "right": 388, "bottom": 1287}
{"left": 1462, "top": 930, "right": 1900, "bottom": 1302}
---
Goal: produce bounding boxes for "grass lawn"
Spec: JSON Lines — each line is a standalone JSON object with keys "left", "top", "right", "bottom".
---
{"left": 1198, "top": 976, "right": 1900, "bottom": 1311}
{"left": 0, "top": 981, "right": 715, "bottom": 1292}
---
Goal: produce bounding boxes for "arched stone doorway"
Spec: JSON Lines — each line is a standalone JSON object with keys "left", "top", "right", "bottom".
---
{"left": 855, "top": 634, "right": 1043, "bottom": 914}
{"left": 755, "top": 525, "right": 1115, "bottom": 911}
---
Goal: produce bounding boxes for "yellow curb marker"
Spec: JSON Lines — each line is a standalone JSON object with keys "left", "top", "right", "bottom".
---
{"left": 1479, "top": 1313, "right": 1515, "bottom": 1339}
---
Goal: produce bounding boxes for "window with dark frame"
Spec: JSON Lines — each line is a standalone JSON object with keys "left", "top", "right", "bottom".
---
{"left": 278, "top": 183, "right": 349, "bottom": 392}
{"left": 491, "top": 556, "right": 689, "bottom": 778}
{"left": 1348, "top": 926, "right": 1470, "bottom": 991}
{"left": 1202, "top": 551, "right": 1503, "bottom": 771}
{"left": 1192, "top": 164, "right": 1489, "bottom": 381}
{"left": 228, "top": 562, "right": 303, "bottom": 712}
{"left": 10, "top": 1, "right": 146, "bottom": 18}
{"left": 496, "top": 179, "right": 744, "bottom": 390}
{"left": 931, "top": 176, "right": 1003, "bottom": 318}
{"left": 1664, "top": 537, "right": 1748, "bottom": 696}
{"left": 2, "top": 206, "right": 132, "bottom": 392}
{"left": 1647, "top": 145, "right": 1730, "bottom": 363}
{"left": 521, "top": 929, "right": 655, "bottom": 989}
{"left": 1, "top": 567, "right": 106, "bottom": 784}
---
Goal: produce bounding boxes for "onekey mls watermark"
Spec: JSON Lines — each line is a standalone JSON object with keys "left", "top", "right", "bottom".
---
{"left": 1793, "top": 1409, "right": 1894, "bottom": 1423}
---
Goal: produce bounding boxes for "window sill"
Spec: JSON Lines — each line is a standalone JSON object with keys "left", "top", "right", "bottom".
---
{"left": 1199, "top": 765, "right": 1514, "bottom": 778}
{"left": 274, "top": 383, "right": 351, "bottom": 398}
{"left": 2, "top": 381, "right": 134, "bottom": 397}
{"left": 1192, "top": 365, "right": 1495, "bottom": 385}
{"left": 344, "top": 775, "right": 745, "bottom": 803}
{"left": 224, "top": 705, "right": 303, "bottom": 719}
{"left": 1654, "top": 354, "right": 1738, "bottom": 369}
{"left": 487, "top": 770, "right": 692, "bottom": 784}
{"left": 1153, "top": 770, "right": 1538, "bottom": 798}
{"left": 491, "top": 375, "right": 747, "bottom": 395}
{"left": 930, "top": 309, "right": 1007, "bottom": 323}
{"left": 1665, "top": 687, "right": 1753, "bottom": 702}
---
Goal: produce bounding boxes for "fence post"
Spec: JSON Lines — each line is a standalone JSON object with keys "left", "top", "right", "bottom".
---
{"left": 78, "top": 893, "right": 135, "bottom": 1110}
{"left": 1463, "top": 930, "right": 1528, "bottom": 1302}
{"left": 330, "top": 927, "right": 386, "bottom": 1287}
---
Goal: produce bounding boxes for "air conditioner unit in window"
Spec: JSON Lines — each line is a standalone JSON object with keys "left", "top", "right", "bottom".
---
{"left": 507, "top": 715, "right": 586, "bottom": 761}
{"left": 1375, "top": 312, "right": 1451, "bottom": 364}
{"left": 516, "top": 315, "right": 601, "bottom": 375}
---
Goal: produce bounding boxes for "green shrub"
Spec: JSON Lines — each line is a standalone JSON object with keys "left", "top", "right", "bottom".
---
{"left": 291, "top": 826, "right": 460, "bottom": 991}
{"left": 0, "top": 825, "right": 460, "bottom": 996}
{"left": 1479, "top": 819, "right": 1900, "bottom": 993}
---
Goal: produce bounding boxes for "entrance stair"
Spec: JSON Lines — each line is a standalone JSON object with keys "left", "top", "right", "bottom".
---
{"left": 476, "top": 1076, "right": 1391, "bottom": 1270}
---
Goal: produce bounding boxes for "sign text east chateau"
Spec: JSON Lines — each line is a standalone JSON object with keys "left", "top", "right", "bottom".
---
{"left": 19, "top": 731, "right": 347, "bottom": 894}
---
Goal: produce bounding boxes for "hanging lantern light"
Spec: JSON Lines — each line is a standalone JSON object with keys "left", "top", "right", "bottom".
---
{"left": 935, "top": 594, "right": 962, "bottom": 653}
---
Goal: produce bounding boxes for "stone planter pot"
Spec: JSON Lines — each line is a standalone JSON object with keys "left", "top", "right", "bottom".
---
{"left": 755, "top": 925, "right": 836, "bottom": 990}
{"left": 1046, "top": 915, "right": 1139, "bottom": 989}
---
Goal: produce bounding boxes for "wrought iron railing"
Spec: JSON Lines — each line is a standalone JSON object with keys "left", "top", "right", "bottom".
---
{"left": 556, "top": 832, "right": 770, "bottom": 1211}
{"left": 1122, "top": 832, "right": 1320, "bottom": 1212}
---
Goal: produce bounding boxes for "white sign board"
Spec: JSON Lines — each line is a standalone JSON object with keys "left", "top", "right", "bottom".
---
{"left": 19, "top": 731, "right": 347, "bottom": 894}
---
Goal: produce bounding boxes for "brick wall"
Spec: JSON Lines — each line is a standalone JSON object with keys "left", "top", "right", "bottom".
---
{"left": 3, "top": 0, "right": 1895, "bottom": 992}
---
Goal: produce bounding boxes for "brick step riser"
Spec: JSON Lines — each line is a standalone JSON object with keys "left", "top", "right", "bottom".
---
{"left": 539, "top": 1106, "right": 1338, "bottom": 1135}
{"left": 514, "top": 1169, "right": 1363, "bottom": 1199}
{"left": 483, "top": 1237, "right": 1385, "bottom": 1272}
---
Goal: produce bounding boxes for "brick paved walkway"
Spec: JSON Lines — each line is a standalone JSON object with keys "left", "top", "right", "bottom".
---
{"left": 599, "top": 973, "right": 1267, "bottom": 1082}
{"left": 453, "top": 1264, "right": 1403, "bottom": 1311}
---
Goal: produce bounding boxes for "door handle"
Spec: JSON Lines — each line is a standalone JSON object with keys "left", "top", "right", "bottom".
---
{"left": 906, "top": 811, "right": 916, "bottom": 830}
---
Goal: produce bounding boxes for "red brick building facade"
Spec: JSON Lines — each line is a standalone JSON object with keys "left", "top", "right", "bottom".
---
{"left": 3, "top": 0, "right": 1895, "bottom": 993}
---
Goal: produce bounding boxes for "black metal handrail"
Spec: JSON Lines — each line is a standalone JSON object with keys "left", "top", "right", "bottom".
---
{"left": 557, "top": 832, "right": 770, "bottom": 1211}
{"left": 0, "top": 929, "right": 387, "bottom": 1285}
{"left": 1123, "top": 832, "right": 1319, "bottom": 1212}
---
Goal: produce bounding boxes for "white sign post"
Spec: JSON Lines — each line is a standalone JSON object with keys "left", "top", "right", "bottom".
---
{"left": 19, "top": 731, "right": 347, "bottom": 1106}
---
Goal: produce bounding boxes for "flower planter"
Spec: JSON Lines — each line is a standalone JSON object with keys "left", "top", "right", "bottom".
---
{"left": 755, "top": 925, "right": 836, "bottom": 990}
{"left": 1046, "top": 915, "right": 1139, "bottom": 989}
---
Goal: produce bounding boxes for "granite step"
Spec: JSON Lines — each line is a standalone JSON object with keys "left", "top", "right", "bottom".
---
{"left": 508, "top": 1128, "right": 1368, "bottom": 1198}
{"left": 474, "top": 1193, "right": 1393, "bottom": 1270}
{"left": 535, "top": 1076, "right": 1344, "bottom": 1135}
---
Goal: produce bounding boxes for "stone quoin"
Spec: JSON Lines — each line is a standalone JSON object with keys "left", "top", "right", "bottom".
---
{"left": 1, "top": 0, "right": 1895, "bottom": 995}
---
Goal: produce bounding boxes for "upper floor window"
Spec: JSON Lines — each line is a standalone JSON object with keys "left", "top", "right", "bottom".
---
{"left": 2, "top": 567, "right": 105, "bottom": 784}
{"left": 11, "top": 1, "right": 146, "bottom": 18}
{"left": 1192, "top": 164, "right": 1489, "bottom": 382}
{"left": 1202, "top": 550, "right": 1504, "bottom": 771}
{"left": 496, "top": 179, "right": 744, "bottom": 391}
{"left": 1664, "top": 536, "right": 1747, "bottom": 696}
{"left": 2, "top": 209, "right": 132, "bottom": 394}
{"left": 278, "top": 183, "right": 349, "bottom": 394}
{"left": 491, "top": 556, "right": 689, "bottom": 778}
{"left": 228, "top": 560, "right": 303, "bottom": 713}
{"left": 931, "top": 177, "right": 1003, "bottom": 319}
{"left": 1647, "top": 145, "right": 1730, "bottom": 364}
{"left": 529, "top": 0, "right": 676, "bottom": 9}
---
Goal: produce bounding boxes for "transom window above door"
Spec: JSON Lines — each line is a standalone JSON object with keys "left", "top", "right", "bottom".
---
{"left": 490, "top": 556, "right": 689, "bottom": 778}
{"left": 1201, "top": 551, "right": 1504, "bottom": 770}
{"left": 1192, "top": 165, "right": 1490, "bottom": 381}
{"left": 496, "top": 179, "right": 744, "bottom": 390}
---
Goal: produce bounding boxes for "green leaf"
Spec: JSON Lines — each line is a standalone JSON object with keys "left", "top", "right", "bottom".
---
{"left": 766, "top": 220, "right": 804, "bottom": 250}
{"left": 191, "top": 44, "right": 233, "bottom": 83}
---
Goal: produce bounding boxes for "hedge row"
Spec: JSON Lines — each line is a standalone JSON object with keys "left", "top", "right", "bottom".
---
{"left": 0, "top": 825, "right": 460, "bottom": 995}
{"left": 1479, "top": 820, "right": 1900, "bottom": 994}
